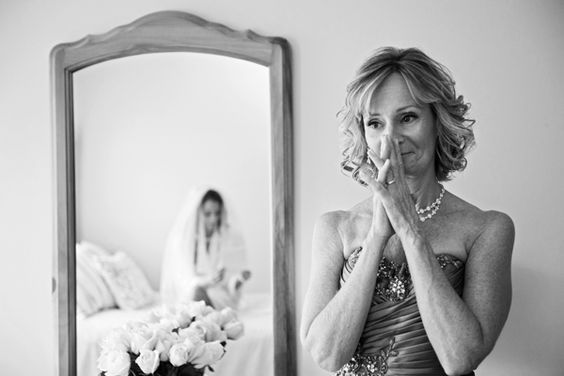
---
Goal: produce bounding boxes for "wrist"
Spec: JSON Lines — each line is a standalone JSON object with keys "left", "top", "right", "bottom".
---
{"left": 365, "top": 228, "right": 392, "bottom": 245}
{"left": 399, "top": 226, "right": 426, "bottom": 252}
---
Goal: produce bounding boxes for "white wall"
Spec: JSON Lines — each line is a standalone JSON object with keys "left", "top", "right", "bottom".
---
{"left": 74, "top": 53, "right": 271, "bottom": 293}
{"left": 1, "top": 1, "right": 563, "bottom": 375}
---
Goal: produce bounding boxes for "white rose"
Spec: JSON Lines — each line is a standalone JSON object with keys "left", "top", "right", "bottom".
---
{"left": 192, "top": 320, "right": 227, "bottom": 342}
{"left": 224, "top": 320, "right": 244, "bottom": 340}
{"left": 175, "top": 307, "right": 194, "bottom": 328}
{"left": 178, "top": 327, "right": 205, "bottom": 346}
{"left": 154, "top": 329, "right": 178, "bottom": 362}
{"left": 157, "top": 318, "right": 179, "bottom": 332}
{"left": 205, "top": 321, "right": 227, "bottom": 342}
{"left": 204, "top": 311, "right": 223, "bottom": 326}
{"left": 97, "top": 349, "right": 130, "bottom": 376}
{"left": 135, "top": 349, "right": 160, "bottom": 374}
{"left": 189, "top": 341, "right": 225, "bottom": 369}
{"left": 187, "top": 300, "right": 214, "bottom": 318}
{"left": 130, "top": 328, "right": 158, "bottom": 354}
{"left": 169, "top": 342, "right": 194, "bottom": 367}
{"left": 219, "top": 307, "right": 237, "bottom": 326}
{"left": 186, "top": 321, "right": 206, "bottom": 339}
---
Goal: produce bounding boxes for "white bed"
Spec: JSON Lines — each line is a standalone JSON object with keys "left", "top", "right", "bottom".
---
{"left": 77, "top": 292, "right": 273, "bottom": 376}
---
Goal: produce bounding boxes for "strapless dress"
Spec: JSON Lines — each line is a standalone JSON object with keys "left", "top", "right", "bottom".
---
{"left": 336, "top": 248, "right": 475, "bottom": 376}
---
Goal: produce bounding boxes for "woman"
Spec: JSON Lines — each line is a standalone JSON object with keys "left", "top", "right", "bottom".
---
{"left": 160, "top": 187, "right": 251, "bottom": 309}
{"left": 300, "top": 47, "right": 514, "bottom": 376}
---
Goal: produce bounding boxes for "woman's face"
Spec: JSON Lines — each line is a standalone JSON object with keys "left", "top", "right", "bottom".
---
{"left": 200, "top": 199, "right": 222, "bottom": 235}
{"left": 363, "top": 73, "right": 437, "bottom": 178}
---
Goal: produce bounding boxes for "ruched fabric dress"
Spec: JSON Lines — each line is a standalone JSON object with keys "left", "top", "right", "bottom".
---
{"left": 336, "top": 248, "right": 475, "bottom": 376}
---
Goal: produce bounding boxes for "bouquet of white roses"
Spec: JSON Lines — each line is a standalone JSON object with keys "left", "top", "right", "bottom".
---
{"left": 97, "top": 301, "right": 244, "bottom": 376}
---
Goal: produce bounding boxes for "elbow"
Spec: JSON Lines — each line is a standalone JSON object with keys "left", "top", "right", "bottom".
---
{"left": 442, "top": 362, "right": 476, "bottom": 376}
{"left": 316, "top": 354, "right": 347, "bottom": 373}
{"left": 440, "top": 348, "right": 486, "bottom": 376}
{"left": 301, "top": 333, "right": 348, "bottom": 372}
{"left": 311, "top": 350, "right": 348, "bottom": 372}
{"left": 438, "top": 329, "right": 493, "bottom": 376}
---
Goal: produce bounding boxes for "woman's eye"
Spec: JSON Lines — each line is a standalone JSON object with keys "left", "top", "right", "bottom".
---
{"left": 366, "top": 120, "right": 383, "bottom": 129}
{"left": 401, "top": 113, "right": 418, "bottom": 123}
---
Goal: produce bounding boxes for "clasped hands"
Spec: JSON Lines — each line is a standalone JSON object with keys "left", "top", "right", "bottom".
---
{"left": 198, "top": 267, "right": 226, "bottom": 288}
{"left": 358, "top": 135, "right": 421, "bottom": 241}
{"left": 198, "top": 268, "right": 252, "bottom": 289}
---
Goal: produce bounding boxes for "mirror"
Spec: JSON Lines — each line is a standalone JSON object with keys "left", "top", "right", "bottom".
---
{"left": 51, "top": 11, "right": 294, "bottom": 376}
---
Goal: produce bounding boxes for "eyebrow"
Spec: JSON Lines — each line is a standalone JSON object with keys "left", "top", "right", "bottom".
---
{"left": 365, "top": 105, "right": 422, "bottom": 117}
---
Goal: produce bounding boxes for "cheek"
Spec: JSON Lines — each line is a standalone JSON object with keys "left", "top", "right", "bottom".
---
{"left": 411, "top": 126, "right": 436, "bottom": 151}
{"left": 423, "top": 132, "right": 437, "bottom": 153}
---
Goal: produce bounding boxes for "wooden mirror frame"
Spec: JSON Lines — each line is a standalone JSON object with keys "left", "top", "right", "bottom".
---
{"left": 51, "top": 11, "right": 294, "bottom": 376}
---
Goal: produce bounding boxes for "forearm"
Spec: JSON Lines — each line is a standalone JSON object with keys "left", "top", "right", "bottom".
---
{"left": 403, "top": 235, "right": 485, "bottom": 374}
{"left": 304, "top": 234, "right": 387, "bottom": 371}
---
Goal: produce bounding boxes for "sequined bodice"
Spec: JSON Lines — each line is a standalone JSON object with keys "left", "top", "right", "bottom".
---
{"left": 336, "top": 248, "right": 474, "bottom": 376}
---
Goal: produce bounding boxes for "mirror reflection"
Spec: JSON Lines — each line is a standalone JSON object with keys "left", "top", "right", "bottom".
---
{"left": 73, "top": 52, "right": 273, "bottom": 375}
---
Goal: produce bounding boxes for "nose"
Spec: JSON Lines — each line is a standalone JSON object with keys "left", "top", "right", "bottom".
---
{"left": 382, "top": 122, "right": 405, "bottom": 144}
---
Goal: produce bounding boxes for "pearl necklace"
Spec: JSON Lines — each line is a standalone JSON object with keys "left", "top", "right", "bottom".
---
{"left": 416, "top": 185, "right": 445, "bottom": 222}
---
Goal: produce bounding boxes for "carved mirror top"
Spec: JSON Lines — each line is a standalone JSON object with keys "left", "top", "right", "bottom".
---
{"left": 51, "top": 11, "right": 289, "bottom": 69}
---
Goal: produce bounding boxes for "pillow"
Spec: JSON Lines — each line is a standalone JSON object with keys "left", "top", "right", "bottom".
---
{"left": 92, "top": 251, "right": 156, "bottom": 310}
{"left": 76, "top": 242, "right": 116, "bottom": 316}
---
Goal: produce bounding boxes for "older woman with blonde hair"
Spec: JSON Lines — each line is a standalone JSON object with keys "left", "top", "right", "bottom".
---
{"left": 301, "top": 47, "right": 514, "bottom": 376}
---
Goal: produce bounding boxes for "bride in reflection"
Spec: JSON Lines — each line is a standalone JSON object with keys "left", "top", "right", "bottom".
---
{"left": 160, "top": 186, "right": 251, "bottom": 309}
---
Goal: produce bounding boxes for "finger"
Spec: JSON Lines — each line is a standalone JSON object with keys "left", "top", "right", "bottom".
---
{"left": 368, "top": 148, "right": 385, "bottom": 169}
{"left": 377, "top": 159, "right": 391, "bottom": 185}
{"left": 357, "top": 165, "right": 375, "bottom": 185}
{"left": 383, "top": 136, "right": 398, "bottom": 182}
{"left": 392, "top": 138, "right": 406, "bottom": 180}
{"left": 358, "top": 165, "right": 387, "bottom": 193}
{"left": 380, "top": 135, "right": 391, "bottom": 160}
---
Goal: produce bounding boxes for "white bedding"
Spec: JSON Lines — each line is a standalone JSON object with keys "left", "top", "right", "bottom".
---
{"left": 77, "top": 293, "right": 273, "bottom": 376}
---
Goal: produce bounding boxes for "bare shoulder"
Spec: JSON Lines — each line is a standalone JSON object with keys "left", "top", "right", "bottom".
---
{"left": 312, "top": 210, "right": 348, "bottom": 251}
{"left": 314, "top": 202, "right": 370, "bottom": 259}
{"left": 482, "top": 210, "right": 515, "bottom": 233}
{"left": 316, "top": 199, "right": 369, "bottom": 234}
{"left": 444, "top": 192, "right": 515, "bottom": 255}
{"left": 316, "top": 210, "right": 349, "bottom": 229}
{"left": 474, "top": 210, "right": 515, "bottom": 253}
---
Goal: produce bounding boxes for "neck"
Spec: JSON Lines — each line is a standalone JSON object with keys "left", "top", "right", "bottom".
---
{"left": 405, "top": 168, "right": 443, "bottom": 208}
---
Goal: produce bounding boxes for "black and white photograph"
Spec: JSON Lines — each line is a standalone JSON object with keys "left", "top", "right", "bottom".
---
{"left": 1, "top": 1, "right": 563, "bottom": 376}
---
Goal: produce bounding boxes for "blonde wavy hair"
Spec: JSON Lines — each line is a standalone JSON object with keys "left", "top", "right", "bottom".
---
{"left": 338, "top": 47, "right": 475, "bottom": 182}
